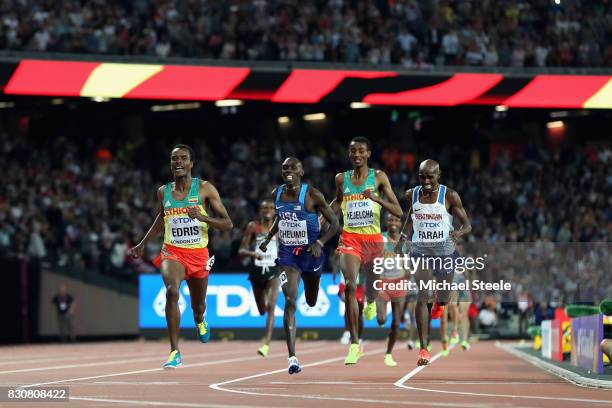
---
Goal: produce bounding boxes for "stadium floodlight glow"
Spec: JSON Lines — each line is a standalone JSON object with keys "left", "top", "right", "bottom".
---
{"left": 91, "top": 96, "right": 110, "bottom": 102}
{"left": 303, "top": 113, "right": 326, "bottom": 121}
{"left": 151, "top": 102, "right": 201, "bottom": 112}
{"left": 495, "top": 105, "right": 508, "bottom": 112}
{"left": 278, "top": 116, "right": 290, "bottom": 124}
{"left": 215, "top": 99, "right": 243, "bottom": 107}
{"left": 350, "top": 102, "right": 371, "bottom": 109}
{"left": 554, "top": 0, "right": 561, "bottom": 4}
{"left": 550, "top": 111, "right": 568, "bottom": 118}
{"left": 546, "top": 120, "right": 564, "bottom": 129}
{"left": 0, "top": 101, "right": 15, "bottom": 108}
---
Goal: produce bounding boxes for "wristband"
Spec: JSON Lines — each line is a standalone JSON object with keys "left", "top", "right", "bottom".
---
{"left": 316, "top": 239, "right": 324, "bottom": 247}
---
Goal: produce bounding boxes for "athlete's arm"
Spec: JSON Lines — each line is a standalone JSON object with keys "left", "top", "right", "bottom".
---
{"left": 308, "top": 187, "right": 339, "bottom": 258}
{"left": 259, "top": 188, "right": 279, "bottom": 252}
{"left": 238, "top": 221, "right": 262, "bottom": 259}
{"left": 331, "top": 172, "right": 344, "bottom": 214}
{"left": 395, "top": 188, "right": 414, "bottom": 254}
{"left": 188, "top": 181, "right": 233, "bottom": 231}
{"left": 129, "top": 186, "right": 165, "bottom": 258}
{"left": 363, "top": 170, "right": 402, "bottom": 218}
{"left": 448, "top": 189, "right": 471, "bottom": 242}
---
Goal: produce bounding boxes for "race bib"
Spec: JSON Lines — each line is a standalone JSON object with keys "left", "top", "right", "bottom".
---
{"left": 346, "top": 200, "right": 375, "bottom": 227}
{"left": 412, "top": 213, "right": 447, "bottom": 245}
{"left": 169, "top": 216, "right": 202, "bottom": 246}
{"left": 278, "top": 219, "right": 308, "bottom": 246}
{"left": 255, "top": 237, "right": 277, "bottom": 267}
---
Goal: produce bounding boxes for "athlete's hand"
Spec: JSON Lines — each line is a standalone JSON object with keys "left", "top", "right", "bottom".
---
{"left": 308, "top": 241, "right": 323, "bottom": 258}
{"left": 362, "top": 189, "right": 381, "bottom": 203}
{"left": 394, "top": 240, "right": 404, "bottom": 255}
{"left": 450, "top": 230, "right": 463, "bottom": 244}
{"left": 128, "top": 243, "right": 145, "bottom": 258}
{"left": 259, "top": 240, "right": 269, "bottom": 253}
{"left": 254, "top": 253, "right": 263, "bottom": 260}
{"left": 186, "top": 206, "right": 202, "bottom": 220}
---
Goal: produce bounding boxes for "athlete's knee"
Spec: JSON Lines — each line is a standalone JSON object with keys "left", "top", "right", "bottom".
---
{"left": 165, "top": 286, "right": 180, "bottom": 303}
{"left": 284, "top": 295, "right": 297, "bottom": 311}
{"left": 390, "top": 318, "right": 400, "bottom": 331}
{"left": 344, "top": 280, "right": 357, "bottom": 295}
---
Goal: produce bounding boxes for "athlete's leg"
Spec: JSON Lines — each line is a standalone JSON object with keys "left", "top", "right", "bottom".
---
{"left": 387, "top": 299, "right": 405, "bottom": 354}
{"left": 376, "top": 298, "right": 388, "bottom": 327}
{"left": 440, "top": 306, "right": 449, "bottom": 354}
{"left": 252, "top": 284, "right": 267, "bottom": 316}
{"left": 161, "top": 259, "right": 186, "bottom": 352}
{"left": 340, "top": 253, "right": 362, "bottom": 344}
{"left": 187, "top": 276, "right": 209, "bottom": 325}
{"left": 414, "top": 268, "right": 433, "bottom": 350}
{"left": 281, "top": 267, "right": 301, "bottom": 358}
{"left": 358, "top": 300, "right": 365, "bottom": 339}
{"left": 458, "top": 301, "right": 471, "bottom": 343}
{"left": 263, "top": 276, "right": 280, "bottom": 346}
{"left": 301, "top": 273, "right": 320, "bottom": 307}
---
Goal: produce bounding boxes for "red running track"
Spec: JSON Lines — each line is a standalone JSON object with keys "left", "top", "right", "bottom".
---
{"left": 0, "top": 340, "right": 610, "bottom": 408}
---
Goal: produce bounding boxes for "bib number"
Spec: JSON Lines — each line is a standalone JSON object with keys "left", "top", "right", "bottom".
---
{"left": 169, "top": 217, "right": 202, "bottom": 245}
{"left": 346, "top": 200, "right": 375, "bottom": 227}
{"left": 255, "top": 237, "right": 277, "bottom": 267}
{"left": 278, "top": 219, "right": 308, "bottom": 246}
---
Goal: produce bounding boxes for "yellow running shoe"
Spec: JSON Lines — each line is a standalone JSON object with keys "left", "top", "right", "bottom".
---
{"left": 257, "top": 344, "right": 269, "bottom": 357}
{"left": 441, "top": 343, "right": 450, "bottom": 357}
{"left": 384, "top": 353, "right": 398, "bottom": 367}
{"left": 450, "top": 332, "right": 459, "bottom": 345}
{"left": 344, "top": 343, "right": 361, "bottom": 365}
{"left": 364, "top": 301, "right": 377, "bottom": 320}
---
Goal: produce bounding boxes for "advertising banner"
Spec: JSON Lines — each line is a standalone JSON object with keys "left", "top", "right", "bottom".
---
{"left": 570, "top": 314, "right": 604, "bottom": 374}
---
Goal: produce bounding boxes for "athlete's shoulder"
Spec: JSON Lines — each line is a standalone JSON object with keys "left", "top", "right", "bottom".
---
{"left": 334, "top": 172, "right": 345, "bottom": 183}
{"left": 404, "top": 187, "right": 415, "bottom": 198}
{"left": 374, "top": 169, "right": 390, "bottom": 182}
{"left": 244, "top": 220, "right": 258, "bottom": 233}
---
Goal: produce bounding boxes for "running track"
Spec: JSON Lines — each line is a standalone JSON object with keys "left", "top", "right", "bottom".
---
{"left": 0, "top": 340, "right": 610, "bottom": 407}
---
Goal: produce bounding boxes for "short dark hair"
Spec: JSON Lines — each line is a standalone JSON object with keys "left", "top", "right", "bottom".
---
{"left": 172, "top": 144, "right": 195, "bottom": 161}
{"left": 350, "top": 136, "right": 371, "bottom": 151}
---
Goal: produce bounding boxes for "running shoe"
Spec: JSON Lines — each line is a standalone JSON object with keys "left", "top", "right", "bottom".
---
{"left": 441, "top": 343, "right": 449, "bottom": 357}
{"left": 427, "top": 342, "right": 432, "bottom": 352}
{"left": 257, "top": 344, "right": 269, "bottom": 357}
{"left": 196, "top": 319, "right": 211, "bottom": 343}
{"left": 415, "top": 340, "right": 421, "bottom": 349}
{"left": 162, "top": 350, "right": 182, "bottom": 369}
{"left": 430, "top": 303, "right": 444, "bottom": 319}
{"left": 417, "top": 348, "right": 430, "bottom": 366}
{"left": 364, "top": 301, "right": 377, "bottom": 320}
{"left": 407, "top": 340, "right": 415, "bottom": 350}
{"left": 340, "top": 330, "right": 350, "bottom": 345}
{"left": 450, "top": 332, "right": 459, "bottom": 345}
{"left": 288, "top": 356, "right": 301, "bottom": 374}
{"left": 358, "top": 338, "right": 364, "bottom": 356}
{"left": 461, "top": 340, "right": 471, "bottom": 351}
{"left": 344, "top": 343, "right": 361, "bottom": 365}
{"left": 384, "top": 353, "right": 398, "bottom": 367}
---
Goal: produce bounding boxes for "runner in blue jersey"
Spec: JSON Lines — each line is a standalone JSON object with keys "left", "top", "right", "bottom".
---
{"left": 259, "top": 157, "right": 339, "bottom": 374}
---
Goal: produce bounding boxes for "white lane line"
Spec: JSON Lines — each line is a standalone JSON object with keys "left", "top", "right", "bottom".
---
{"left": 394, "top": 344, "right": 456, "bottom": 387}
{"left": 71, "top": 396, "right": 272, "bottom": 408}
{"left": 394, "top": 344, "right": 612, "bottom": 405}
{"left": 0, "top": 351, "right": 245, "bottom": 375}
{"left": 210, "top": 347, "right": 489, "bottom": 408}
{"left": 0, "top": 352, "right": 165, "bottom": 367}
{"left": 21, "top": 343, "right": 332, "bottom": 388}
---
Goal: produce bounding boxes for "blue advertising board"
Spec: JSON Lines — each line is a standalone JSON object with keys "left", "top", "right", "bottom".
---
{"left": 139, "top": 273, "right": 439, "bottom": 329}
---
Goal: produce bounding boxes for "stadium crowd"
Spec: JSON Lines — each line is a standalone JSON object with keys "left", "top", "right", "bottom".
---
{"left": 0, "top": 125, "right": 610, "bottom": 283}
{"left": 0, "top": 0, "right": 610, "bottom": 68}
